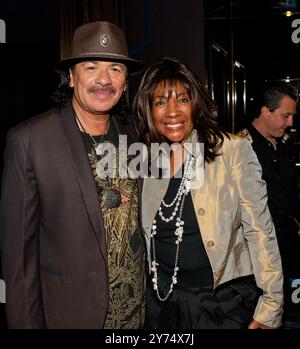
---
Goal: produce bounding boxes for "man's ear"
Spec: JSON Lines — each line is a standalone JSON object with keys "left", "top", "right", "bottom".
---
{"left": 261, "top": 106, "right": 270, "bottom": 117}
{"left": 69, "top": 68, "right": 74, "bottom": 88}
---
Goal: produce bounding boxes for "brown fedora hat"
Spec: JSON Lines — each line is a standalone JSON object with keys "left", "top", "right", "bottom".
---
{"left": 55, "top": 21, "right": 144, "bottom": 74}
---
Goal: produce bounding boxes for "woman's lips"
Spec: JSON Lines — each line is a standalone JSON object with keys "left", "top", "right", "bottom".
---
{"left": 164, "top": 122, "right": 184, "bottom": 129}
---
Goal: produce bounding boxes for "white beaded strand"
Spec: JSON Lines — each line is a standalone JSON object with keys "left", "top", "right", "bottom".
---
{"left": 150, "top": 154, "right": 195, "bottom": 302}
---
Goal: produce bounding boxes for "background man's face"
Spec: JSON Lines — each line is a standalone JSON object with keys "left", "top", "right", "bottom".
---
{"left": 265, "top": 96, "right": 296, "bottom": 138}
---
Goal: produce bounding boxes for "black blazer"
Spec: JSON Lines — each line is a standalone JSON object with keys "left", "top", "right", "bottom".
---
{"left": 0, "top": 103, "right": 139, "bottom": 328}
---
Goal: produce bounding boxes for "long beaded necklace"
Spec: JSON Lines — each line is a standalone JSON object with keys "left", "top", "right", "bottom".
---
{"left": 150, "top": 154, "right": 195, "bottom": 301}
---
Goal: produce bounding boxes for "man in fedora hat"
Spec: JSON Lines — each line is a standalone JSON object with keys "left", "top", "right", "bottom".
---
{"left": 0, "top": 21, "right": 146, "bottom": 329}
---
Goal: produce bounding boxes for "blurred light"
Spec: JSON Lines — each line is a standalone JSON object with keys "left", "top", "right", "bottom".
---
{"left": 0, "top": 19, "right": 6, "bottom": 43}
{"left": 285, "top": 10, "right": 293, "bottom": 17}
{"left": 285, "top": 76, "right": 290, "bottom": 82}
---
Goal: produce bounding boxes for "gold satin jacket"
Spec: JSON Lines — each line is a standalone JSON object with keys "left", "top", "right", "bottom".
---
{"left": 142, "top": 130, "right": 283, "bottom": 328}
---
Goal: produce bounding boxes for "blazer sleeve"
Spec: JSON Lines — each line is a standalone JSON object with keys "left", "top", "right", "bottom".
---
{"left": 0, "top": 128, "right": 45, "bottom": 328}
{"left": 230, "top": 138, "right": 283, "bottom": 328}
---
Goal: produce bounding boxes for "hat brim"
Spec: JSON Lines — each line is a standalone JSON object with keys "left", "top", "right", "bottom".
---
{"left": 54, "top": 54, "right": 144, "bottom": 75}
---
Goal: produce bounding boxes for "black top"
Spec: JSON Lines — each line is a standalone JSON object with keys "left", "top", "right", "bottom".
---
{"left": 80, "top": 119, "right": 119, "bottom": 153}
{"left": 247, "top": 123, "right": 300, "bottom": 240}
{"left": 153, "top": 175, "right": 213, "bottom": 289}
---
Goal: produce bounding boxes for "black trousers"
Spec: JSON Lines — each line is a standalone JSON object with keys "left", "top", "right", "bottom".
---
{"left": 145, "top": 276, "right": 261, "bottom": 329}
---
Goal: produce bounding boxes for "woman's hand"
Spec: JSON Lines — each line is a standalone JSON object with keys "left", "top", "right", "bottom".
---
{"left": 248, "top": 320, "right": 276, "bottom": 329}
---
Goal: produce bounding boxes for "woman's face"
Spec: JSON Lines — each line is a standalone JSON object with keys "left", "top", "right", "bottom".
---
{"left": 151, "top": 80, "right": 193, "bottom": 143}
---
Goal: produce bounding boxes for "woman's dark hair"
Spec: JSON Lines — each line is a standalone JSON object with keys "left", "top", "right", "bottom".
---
{"left": 133, "top": 57, "right": 228, "bottom": 163}
{"left": 51, "top": 70, "right": 130, "bottom": 123}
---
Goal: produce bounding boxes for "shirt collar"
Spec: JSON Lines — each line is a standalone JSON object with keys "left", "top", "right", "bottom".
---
{"left": 248, "top": 123, "right": 279, "bottom": 148}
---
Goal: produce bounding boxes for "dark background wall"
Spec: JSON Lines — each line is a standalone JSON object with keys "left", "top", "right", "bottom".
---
{"left": 0, "top": 1, "right": 61, "bottom": 328}
{"left": 0, "top": 0, "right": 61, "bottom": 170}
{"left": 124, "top": 0, "right": 205, "bottom": 75}
{"left": 123, "top": 0, "right": 206, "bottom": 98}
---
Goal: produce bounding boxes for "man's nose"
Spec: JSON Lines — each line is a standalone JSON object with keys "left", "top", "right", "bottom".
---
{"left": 287, "top": 115, "right": 293, "bottom": 127}
{"left": 95, "top": 68, "right": 112, "bottom": 85}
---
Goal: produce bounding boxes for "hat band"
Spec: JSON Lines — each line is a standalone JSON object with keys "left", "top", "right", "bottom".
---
{"left": 77, "top": 52, "right": 130, "bottom": 59}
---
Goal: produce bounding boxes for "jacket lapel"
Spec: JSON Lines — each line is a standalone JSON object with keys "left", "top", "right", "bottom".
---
{"left": 142, "top": 177, "right": 169, "bottom": 237}
{"left": 59, "top": 105, "right": 107, "bottom": 262}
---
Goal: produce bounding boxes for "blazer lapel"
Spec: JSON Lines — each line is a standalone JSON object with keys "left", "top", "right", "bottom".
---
{"left": 59, "top": 105, "right": 107, "bottom": 262}
{"left": 142, "top": 177, "right": 169, "bottom": 236}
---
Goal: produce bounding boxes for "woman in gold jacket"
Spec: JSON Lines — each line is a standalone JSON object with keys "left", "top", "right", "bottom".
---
{"left": 133, "top": 57, "right": 283, "bottom": 329}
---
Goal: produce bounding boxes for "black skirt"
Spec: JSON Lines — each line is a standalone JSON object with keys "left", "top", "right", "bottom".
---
{"left": 145, "top": 276, "right": 261, "bottom": 329}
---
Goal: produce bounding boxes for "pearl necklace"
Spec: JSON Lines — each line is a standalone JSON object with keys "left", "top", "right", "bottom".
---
{"left": 150, "top": 154, "right": 195, "bottom": 301}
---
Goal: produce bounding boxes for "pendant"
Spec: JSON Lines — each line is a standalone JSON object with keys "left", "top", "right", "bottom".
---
{"left": 102, "top": 188, "right": 121, "bottom": 208}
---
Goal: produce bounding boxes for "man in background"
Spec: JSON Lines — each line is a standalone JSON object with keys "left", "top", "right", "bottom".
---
{"left": 237, "top": 82, "right": 300, "bottom": 325}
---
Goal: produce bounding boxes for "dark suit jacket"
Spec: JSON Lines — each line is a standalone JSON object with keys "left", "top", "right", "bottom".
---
{"left": 0, "top": 103, "right": 139, "bottom": 328}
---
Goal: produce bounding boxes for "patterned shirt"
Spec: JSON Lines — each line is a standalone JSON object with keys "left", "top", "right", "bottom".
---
{"left": 81, "top": 119, "right": 146, "bottom": 329}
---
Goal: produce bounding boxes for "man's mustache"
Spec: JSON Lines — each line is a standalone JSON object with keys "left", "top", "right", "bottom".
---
{"left": 88, "top": 86, "right": 115, "bottom": 94}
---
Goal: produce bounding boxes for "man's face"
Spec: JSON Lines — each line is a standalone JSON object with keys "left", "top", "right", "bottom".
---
{"left": 264, "top": 96, "right": 297, "bottom": 138}
{"left": 69, "top": 60, "right": 127, "bottom": 116}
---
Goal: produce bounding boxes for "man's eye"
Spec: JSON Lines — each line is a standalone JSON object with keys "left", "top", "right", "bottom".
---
{"left": 86, "top": 66, "right": 95, "bottom": 70}
{"left": 111, "top": 66, "right": 125, "bottom": 74}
